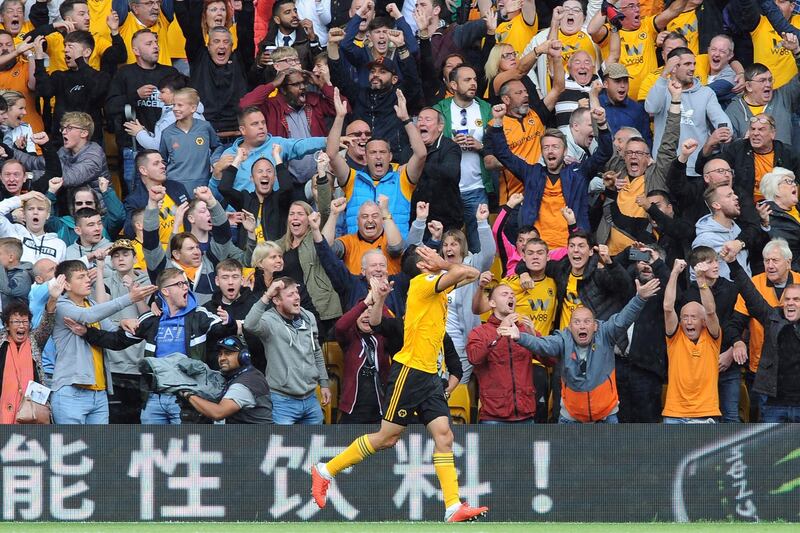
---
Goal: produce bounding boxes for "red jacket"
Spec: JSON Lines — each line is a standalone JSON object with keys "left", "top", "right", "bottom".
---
{"left": 466, "top": 315, "right": 542, "bottom": 422}
{"left": 239, "top": 82, "right": 337, "bottom": 138}
{"left": 334, "top": 301, "right": 396, "bottom": 415}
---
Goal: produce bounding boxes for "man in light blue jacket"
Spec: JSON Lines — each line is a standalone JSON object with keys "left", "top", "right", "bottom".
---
{"left": 51, "top": 260, "right": 157, "bottom": 424}
{"left": 211, "top": 107, "right": 326, "bottom": 199}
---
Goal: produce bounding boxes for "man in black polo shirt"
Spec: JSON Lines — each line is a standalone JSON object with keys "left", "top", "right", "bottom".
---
{"left": 180, "top": 336, "right": 272, "bottom": 424}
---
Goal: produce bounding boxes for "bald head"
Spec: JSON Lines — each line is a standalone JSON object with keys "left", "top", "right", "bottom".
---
{"left": 679, "top": 301, "right": 707, "bottom": 341}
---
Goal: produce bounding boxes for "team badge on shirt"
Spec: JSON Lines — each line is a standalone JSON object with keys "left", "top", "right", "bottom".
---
{"left": 195, "top": 137, "right": 205, "bottom": 146}
{"left": 475, "top": 119, "right": 483, "bottom": 127}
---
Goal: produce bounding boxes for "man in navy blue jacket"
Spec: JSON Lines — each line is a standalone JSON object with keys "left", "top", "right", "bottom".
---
{"left": 485, "top": 102, "right": 612, "bottom": 249}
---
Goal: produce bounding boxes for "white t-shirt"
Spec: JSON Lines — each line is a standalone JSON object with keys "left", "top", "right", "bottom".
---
{"left": 450, "top": 100, "right": 485, "bottom": 193}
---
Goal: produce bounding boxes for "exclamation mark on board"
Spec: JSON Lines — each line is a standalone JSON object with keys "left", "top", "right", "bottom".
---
{"left": 532, "top": 441, "right": 553, "bottom": 514}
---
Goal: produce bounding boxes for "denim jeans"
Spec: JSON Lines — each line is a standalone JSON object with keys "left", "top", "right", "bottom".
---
{"left": 51, "top": 386, "right": 109, "bottom": 424}
{"left": 615, "top": 356, "right": 663, "bottom": 423}
{"left": 718, "top": 364, "right": 741, "bottom": 423}
{"left": 761, "top": 404, "right": 800, "bottom": 422}
{"left": 460, "top": 187, "right": 488, "bottom": 254}
{"left": 271, "top": 391, "right": 324, "bottom": 424}
{"left": 663, "top": 416, "right": 717, "bottom": 424}
{"left": 140, "top": 393, "right": 182, "bottom": 424}
{"left": 558, "top": 412, "right": 618, "bottom": 424}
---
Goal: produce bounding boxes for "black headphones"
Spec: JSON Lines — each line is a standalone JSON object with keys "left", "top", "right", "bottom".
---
{"left": 217, "top": 336, "right": 251, "bottom": 366}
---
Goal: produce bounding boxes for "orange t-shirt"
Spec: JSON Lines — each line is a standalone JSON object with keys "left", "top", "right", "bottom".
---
{"left": 607, "top": 175, "right": 647, "bottom": 256}
{"left": 499, "top": 110, "right": 545, "bottom": 205}
{"left": 337, "top": 232, "right": 401, "bottom": 276}
{"left": 753, "top": 151, "right": 774, "bottom": 202}
{"left": 536, "top": 176, "right": 568, "bottom": 249}
{"left": 663, "top": 327, "right": 722, "bottom": 418}
{"left": 734, "top": 271, "right": 800, "bottom": 373}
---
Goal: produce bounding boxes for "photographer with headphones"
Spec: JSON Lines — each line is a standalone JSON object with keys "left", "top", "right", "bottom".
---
{"left": 179, "top": 336, "right": 273, "bottom": 424}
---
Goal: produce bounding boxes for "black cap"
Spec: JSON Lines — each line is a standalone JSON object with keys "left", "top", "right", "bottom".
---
{"left": 216, "top": 336, "right": 246, "bottom": 352}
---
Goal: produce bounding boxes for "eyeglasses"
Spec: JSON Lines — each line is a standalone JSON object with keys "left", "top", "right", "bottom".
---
{"left": 74, "top": 200, "right": 95, "bottom": 207}
{"left": 348, "top": 130, "right": 371, "bottom": 137}
{"left": 501, "top": 52, "right": 517, "bottom": 60}
{"left": 562, "top": 7, "right": 582, "bottom": 14}
{"left": 460, "top": 108, "right": 468, "bottom": 127}
{"left": 619, "top": 3, "right": 638, "bottom": 10}
{"left": 60, "top": 125, "right": 87, "bottom": 134}
{"left": 275, "top": 57, "right": 300, "bottom": 65}
{"left": 779, "top": 178, "right": 796, "bottom": 186}
{"left": 749, "top": 116, "right": 775, "bottom": 126}
{"left": 163, "top": 280, "right": 189, "bottom": 289}
{"left": 624, "top": 150, "right": 648, "bottom": 157}
{"left": 704, "top": 168, "right": 735, "bottom": 177}
{"left": 747, "top": 76, "right": 773, "bottom": 84}
{"left": 8, "top": 319, "right": 29, "bottom": 326}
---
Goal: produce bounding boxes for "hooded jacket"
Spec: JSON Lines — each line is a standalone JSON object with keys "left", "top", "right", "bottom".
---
{"left": 517, "top": 294, "right": 647, "bottom": 422}
{"left": 334, "top": 300, "right": 399, "bottom": 415}
{"left": 102, "top": 269, "right": 150, "bottom": 375}
{"left": 215, "top": 135, "right": 326, "bottom": 195}
{"left": 645, "top": 77, "right": 729, "bottom": 176}
{"left": 467, "top": 315, "right": 541, "bottom": 421}
{"left": 692, "top": 214, "right": 751, "bottom": 280}
{"left": 53, "top": 292, "right": 135, "bottom": 393}
{"left": 243, "top": 298, "right": 328, "bottom": 397}
{"left": 0, "top": 196, "right": 66, "bottom": 263}
{"left": 13, "top": 142, "right": 111, "bottom": 190}
{"left": 83, "top": 291, "right": 237, "bottom": 365}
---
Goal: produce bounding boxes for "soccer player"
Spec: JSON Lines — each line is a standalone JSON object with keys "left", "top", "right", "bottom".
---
{"left": 311, "top": 245, "right": 488, "bottom": 522}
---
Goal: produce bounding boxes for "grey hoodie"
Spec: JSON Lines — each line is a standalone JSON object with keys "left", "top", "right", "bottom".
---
{"left": 103, "top": 270, "right": 150, "bottom": 375}
{"left": 645, "top": 76, "right": 729, "bottom": 176}
{"left": 52, "top": 293, "right": 133, "bottom": 393}
{"left": 692, "top": 214, "right": 751, "bottom": 281}
{"left": 243, "top": 299, "right": 328, "bottom": 397}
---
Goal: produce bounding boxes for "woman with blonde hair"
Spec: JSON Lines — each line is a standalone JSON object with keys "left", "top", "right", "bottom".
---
{"left": 1, "top": 90, "right": 38, "bottom": 153}
{"left": 279, "top": 201, "right": 341, "bottom": 335}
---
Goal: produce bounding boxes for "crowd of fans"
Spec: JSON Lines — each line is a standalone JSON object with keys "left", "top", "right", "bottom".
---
{"left": 0, "top": 0, "right": 798, "bottom": 425}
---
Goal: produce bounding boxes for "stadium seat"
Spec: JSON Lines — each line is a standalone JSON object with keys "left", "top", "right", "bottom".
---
{"left": 324, "top": 341, "right": 345, "bottom": 386}
{"left": 316, "top": 379, "right": 339, "bottom": 424}
{"left": 448, "top": 384, "right": 471, "bottom": 424}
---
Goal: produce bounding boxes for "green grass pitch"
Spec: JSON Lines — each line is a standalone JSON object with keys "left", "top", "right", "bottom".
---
{"left": 0, "top": 523, "right": 795, "bottom": 533}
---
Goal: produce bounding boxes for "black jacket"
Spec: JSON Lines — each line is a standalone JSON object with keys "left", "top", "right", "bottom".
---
{"left": 766, "top": 201, "right": 800, "bottom": 272}
{"left": 519, "top": 254, "right": 634, "bottom": 325}
{"left": 179, "top": 0, "right": 255, "bottom": 133}
{"left": 219, "top": 163, "right": 293, "bottom": 243}
{"left": 83, "top": 296, "right": 237, "bottom": 364}
{"left": 106, "top": 63, "right": 181, "bottom": 149}
{"left": 409, "top": 135, "right": 463, "bottom": 231}
{"left": 329, "top": 49, "right": 423, "bottom": 164}
{"left": 203, "top": 288, "right": 264, "bottom": 372}
{"left": 616, "top": 256, "right": 670, "bottom": 379}
{"left": 123, "top": 179, "right": 190, "bottom": 239}
{"left": 730, "top": 260, "right": 795, "bottom": 398}
{"left": 645, "top": 203, "right": 694, "bottom": 267}
{"left": 224, "top": 367, "right": 272, "bottom": 424}
{"left": 680, "top": 276, "right": 739, "bottom": 352}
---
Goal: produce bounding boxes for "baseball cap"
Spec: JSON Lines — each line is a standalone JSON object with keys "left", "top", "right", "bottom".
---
{"left": 604, "top": 63, "right": 630, "bottom": 80}
{"left": 107, "top": 239, "right": 136, "bottom": 256}
{"left": 216, "top": 336, "right": 246, "bottom": 352}
{"left": 366, "top": 56, "right": 398, "bottom": 75}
